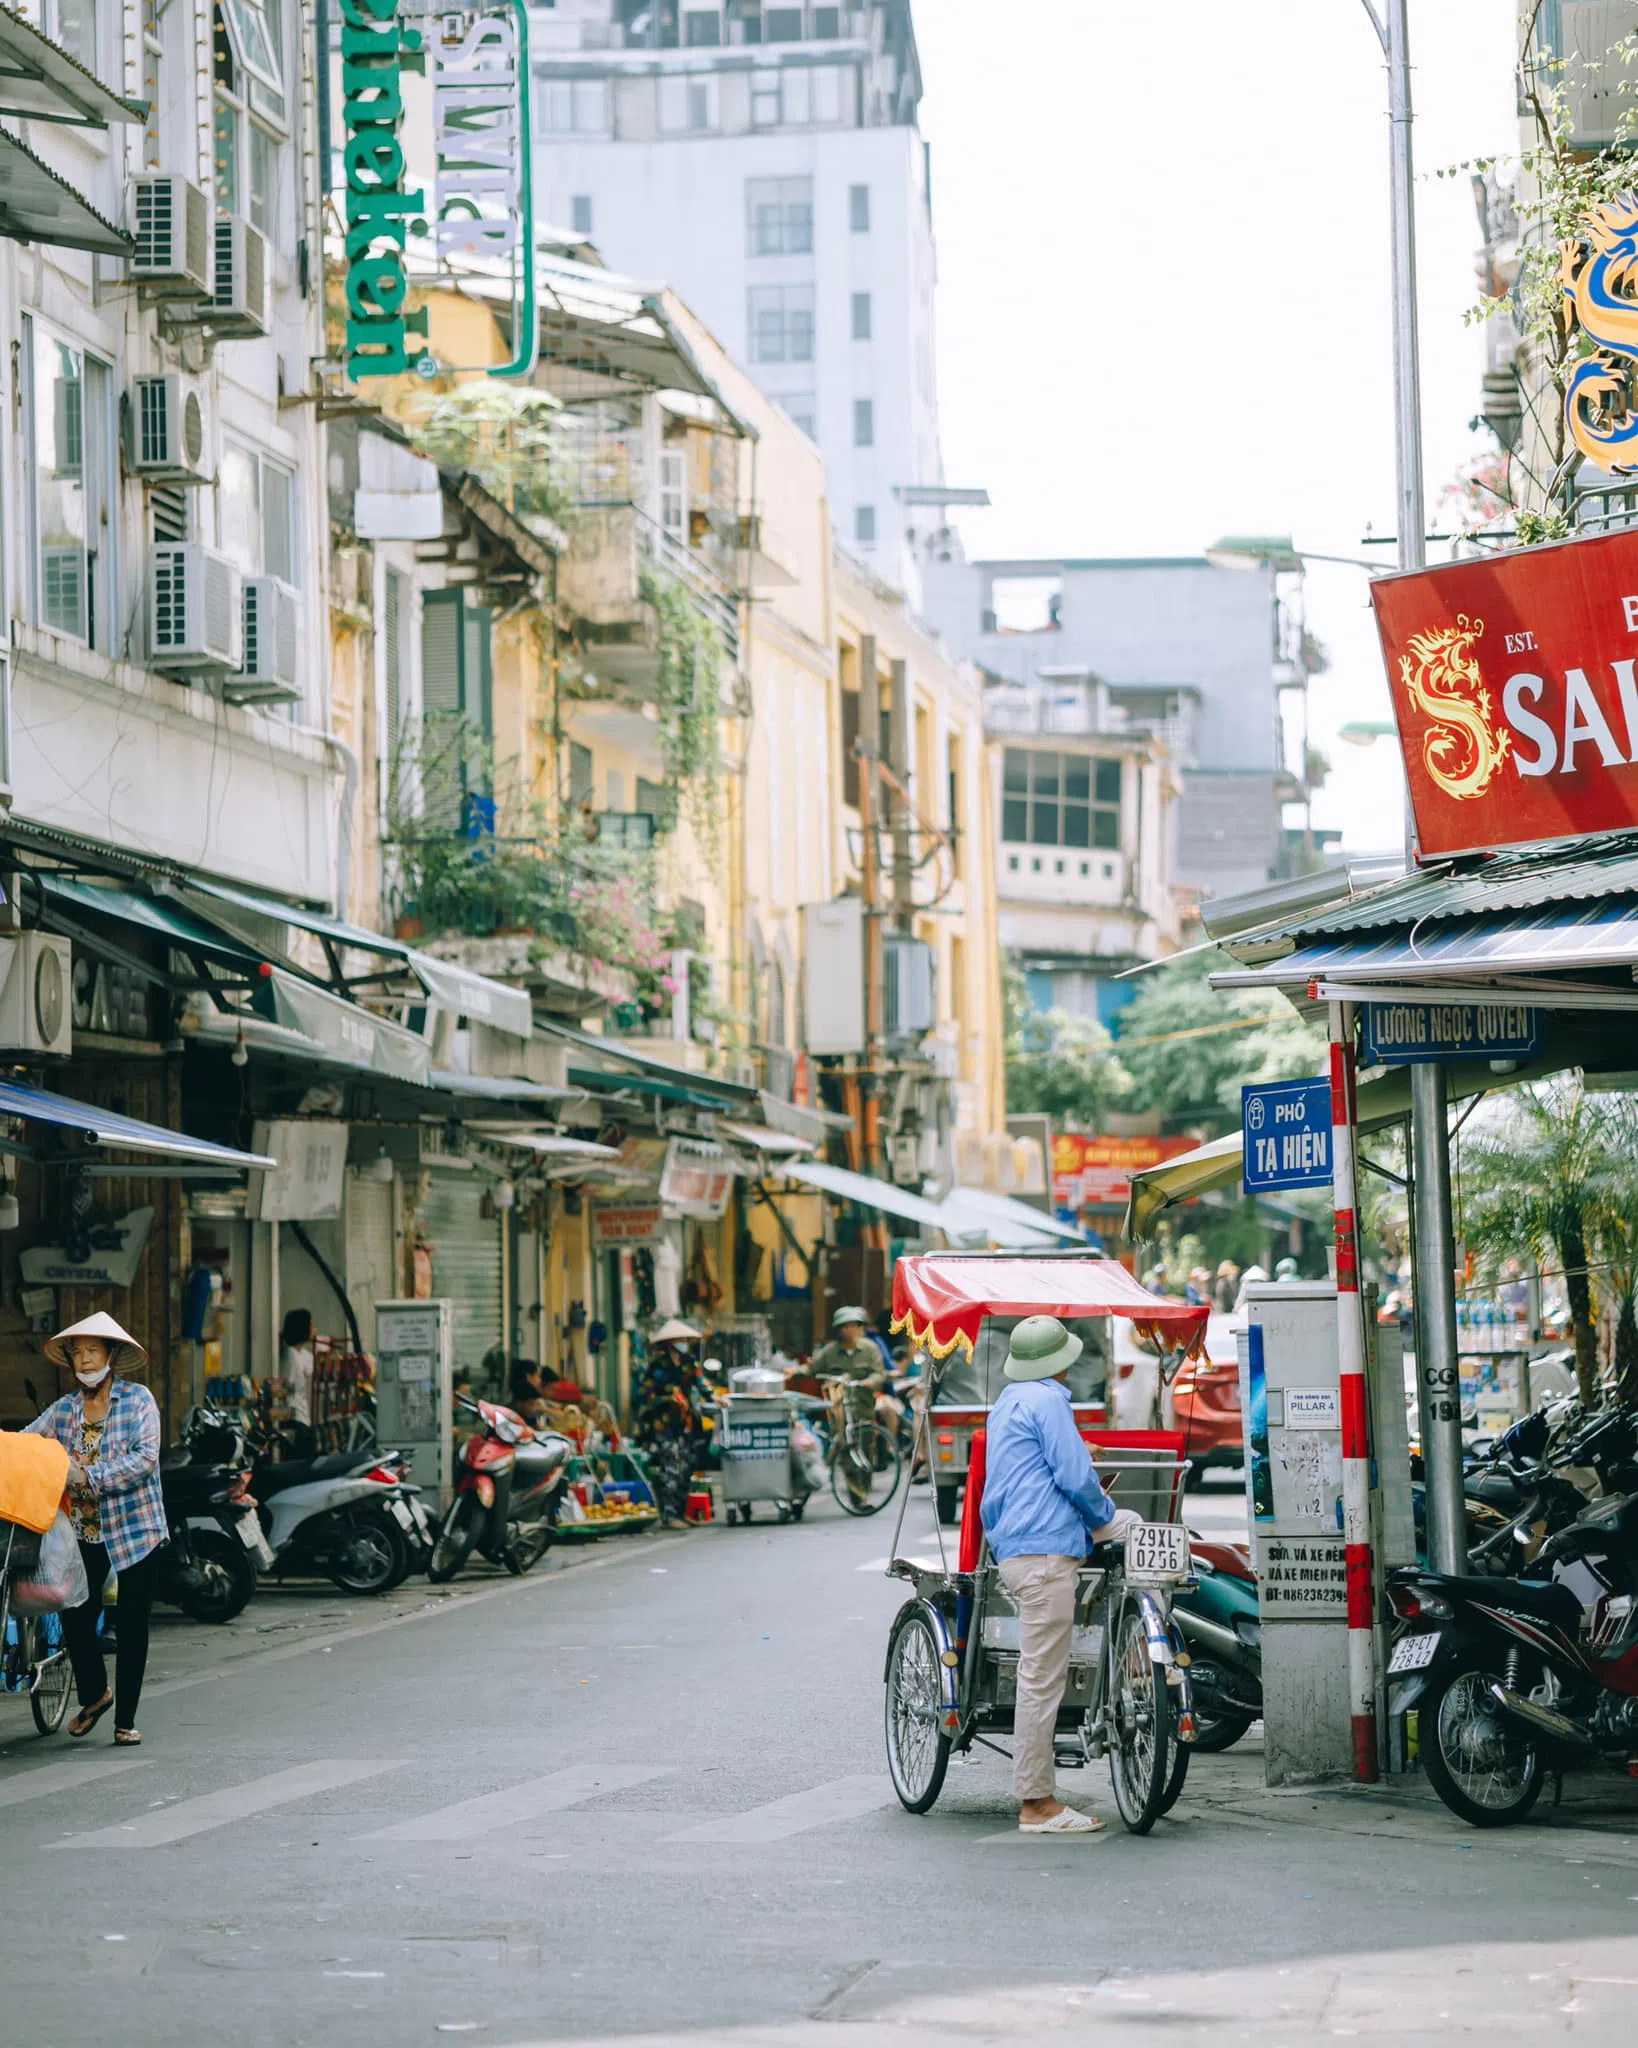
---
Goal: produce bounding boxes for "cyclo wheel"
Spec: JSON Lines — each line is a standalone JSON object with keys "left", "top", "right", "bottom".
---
{"left": 884, "top": 1607, "right": 952, "bottom": 1812}
{"left": 1107, "top": 1601, "right": 1171, "bottom": 1834}
{"left": 27, "top": 1614, "right": 71, "bottom": 1736}
{"left": 831, "top": 1424, "right": 903, "bottom": 1517}
{"left": 1157, "top": 1716, "right": 1190, "bottom": 1815}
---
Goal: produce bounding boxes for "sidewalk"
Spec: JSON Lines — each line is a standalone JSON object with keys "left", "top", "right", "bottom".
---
{"left": 1179, "top": 1731, "right": 1638, "bottom": 1869}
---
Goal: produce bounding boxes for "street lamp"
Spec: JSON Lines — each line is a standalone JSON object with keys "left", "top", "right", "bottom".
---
{"left": 1204, "top": 537, "right": 1382, "bottom": 575}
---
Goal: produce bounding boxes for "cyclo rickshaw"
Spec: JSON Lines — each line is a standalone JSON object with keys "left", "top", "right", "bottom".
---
{"left": 881, "top": 1252, "right": 1209, "bottom": 1833}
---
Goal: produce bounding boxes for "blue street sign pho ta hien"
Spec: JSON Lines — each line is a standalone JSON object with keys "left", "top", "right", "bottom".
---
{"left": 1242, "top": 1078, "right": 1333, "bottom": 1192}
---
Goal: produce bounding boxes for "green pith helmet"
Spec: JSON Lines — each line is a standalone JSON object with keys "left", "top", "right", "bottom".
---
{"left": 1004, "top": 1314, "right": 1084, "bottom": 1382}
{"left": 833, "top": 1305, "right": 868, "bottom": 1330}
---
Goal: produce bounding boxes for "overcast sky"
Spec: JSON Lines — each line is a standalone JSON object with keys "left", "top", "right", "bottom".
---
{"left": 915, "top": 0, "right": 1521, "bottom": 852}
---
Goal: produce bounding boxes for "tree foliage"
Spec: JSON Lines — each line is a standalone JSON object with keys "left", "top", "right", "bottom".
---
{"left": 1000, "top": 961, "right": 1130, "bottom": 1127}
{"left": 1460, "top": 1080, "right": 1632, "bottom": 1407}
{"left": 1114, "top": 953, "right": 1325, "bottom": 1137}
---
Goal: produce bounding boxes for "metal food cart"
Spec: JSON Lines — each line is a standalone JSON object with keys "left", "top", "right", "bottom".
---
{"left": 714, "top": 1366, "right": 815, "bottom": 1525}
{"left": 881, "top": 1252, "right": 1209, "bottom": 1832}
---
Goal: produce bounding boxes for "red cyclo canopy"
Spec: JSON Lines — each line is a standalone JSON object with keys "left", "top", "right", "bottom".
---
{"left": 891, "top": 1253, "right": 1208, "bottom": 1360}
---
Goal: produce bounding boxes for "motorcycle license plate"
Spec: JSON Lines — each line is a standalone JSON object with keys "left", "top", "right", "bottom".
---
{"left": 1124, "top": 1522, "right": 1189, "bottom": 1584}
{"left": 1388, "top": 1631, "right": 1440, "bottom": 1674}
{"left": 387, "top": 1498, "right": 415, "bottom": 1531}
{"left": 235, "top": 1513, "right": 262, "bottom": 1549}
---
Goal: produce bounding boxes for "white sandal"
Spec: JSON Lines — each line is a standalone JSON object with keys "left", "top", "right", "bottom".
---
{"left": 1019, "top": 1806, "right": 1104, "bottom": 1834}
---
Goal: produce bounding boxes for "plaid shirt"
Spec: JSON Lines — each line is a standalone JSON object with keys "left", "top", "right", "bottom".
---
{"left": 25, "top": 1380, "right": 166, "bottom": 1572}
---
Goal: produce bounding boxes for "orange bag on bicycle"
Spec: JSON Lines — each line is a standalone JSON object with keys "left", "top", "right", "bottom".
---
{"left": 0, "top": 1431, "right": 70, "bottom": 1535}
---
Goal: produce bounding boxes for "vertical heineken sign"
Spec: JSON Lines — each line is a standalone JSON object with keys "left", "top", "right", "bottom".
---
{"left": 342, "top": 0, "right": 536, "bottom": 383}
{"left": 342, "top": 0, "right": 426, "bottom": 379}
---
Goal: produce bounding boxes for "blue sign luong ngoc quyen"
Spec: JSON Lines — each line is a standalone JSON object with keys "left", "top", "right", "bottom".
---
{"left": 1360, "top": 1000, "right": 1540, "bottom": 1066}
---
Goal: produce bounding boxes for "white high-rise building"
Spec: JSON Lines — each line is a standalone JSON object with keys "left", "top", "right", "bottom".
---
{"left": 529, "top": 2, "right": 943, "bottom": 593}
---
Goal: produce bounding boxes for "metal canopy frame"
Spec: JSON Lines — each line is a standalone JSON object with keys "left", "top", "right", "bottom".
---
{"left": 0, "top": 9, "right": 147, "bottom": 126}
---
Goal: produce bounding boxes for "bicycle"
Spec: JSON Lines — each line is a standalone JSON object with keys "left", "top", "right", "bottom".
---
{"left": 824, "top": 1384, "right": 904, "bottom": 1517}
{"left": 0, "top": 1525, "right": 73, "bottom": 1737}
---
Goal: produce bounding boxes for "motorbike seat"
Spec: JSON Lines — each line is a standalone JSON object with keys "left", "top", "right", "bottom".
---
{"left": 1459, "top": 1574, "right": 1581, "bottom": 1630}
{"left": 1470, "top": 1471, "right": 1530, "bottom": 1511}
{"left": 256, "top": 1452, "right": 377, "bottom": 1496}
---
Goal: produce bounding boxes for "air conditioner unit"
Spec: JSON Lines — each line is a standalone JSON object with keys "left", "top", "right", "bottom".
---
{"left": 149, "top": 542, "right": 241, "bottom": 673}
{"left": 882, "top": 935, "right": 936, "bottom": 1042}
{"left": 128, "top": 175, "right": 211, "bottom": 296}
{"left": 0, "top": 934, "right": 73, "bottom": 1056}
{"left": 127, "top": 373, "right": 209, "bottom": 484}
{"left": 224, "top": 576, "right": 300, "bottom": 703}
{"left": 209, "top": 215, "right": 269, "bottom": 337}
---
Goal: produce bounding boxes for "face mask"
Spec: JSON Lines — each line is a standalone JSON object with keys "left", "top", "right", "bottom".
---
{"left": 74, "top": 1364, "right": 111, "bottom": 1389}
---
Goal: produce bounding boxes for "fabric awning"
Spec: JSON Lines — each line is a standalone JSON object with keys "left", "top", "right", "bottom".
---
{"left": 891, "top": 1252, "right": 1209, "bottom": 1360}
{"left": 0, "top": 1077, "right": 273, "bottom": 1171}
{"left": 721, "top": 1120, "right": 815, "bottom": 1157}
{"left": 774, "top": 1158, "right": 952, "bottom": 1234}
{"left": 36, "top": 874, "right": 268, "bottom": 976}
{"left": 940, "top": 1186, "right": 1089, "bottom": 1248}
{"left": 0, "top": 128, "right": 130, "bottom": 253}
{"left": 0, "top": 9, "right": 147, "bottom": 124}
{"left": 479, "top": 1130, "right": 619, "bottom": 1160}
{"left": 180, "top": 877, "right": 533, "bottom": 1038}
{"left": 536, "top": 1020, "right": 758, "bottom": 1105}
{"left": 259, "top": 971, "right": 432, "bottom": 1086}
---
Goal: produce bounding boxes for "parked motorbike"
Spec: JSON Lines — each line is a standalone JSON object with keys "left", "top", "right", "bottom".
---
{"left": 252, "top": 1445, "right": 431, "bottom": 1596}
{"left": 427, "top": 1396, "right": 572, "bottom": 1583}
{"left": 156, "top": 1408, "right": 272, "bottom": 1624}
{"left": 1388, "top": 1406, "right": 1638, "bottom": 1827}
{"left": 1173, "top": 1536, "right": 1263, "bottom": 1751}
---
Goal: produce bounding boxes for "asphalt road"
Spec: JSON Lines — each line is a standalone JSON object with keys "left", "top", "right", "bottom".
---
{"left": 3, "top": 1472, "right": 1638, "bottom": 2046}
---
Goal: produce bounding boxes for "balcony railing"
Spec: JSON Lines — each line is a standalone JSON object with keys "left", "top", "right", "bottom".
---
{"left": 635, "top": 508, "right": 740, "bottom": 664}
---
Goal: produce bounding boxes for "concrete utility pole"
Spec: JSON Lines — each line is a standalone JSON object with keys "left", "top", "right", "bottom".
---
{"left": 1362, "top": 0, "right": 1465, "bottom": 1575}
{"left": 858, "top": 635, "right": 884, "bottom": 1173}
{"left": 888, "top": 657, "right": 914, "bottom": 933}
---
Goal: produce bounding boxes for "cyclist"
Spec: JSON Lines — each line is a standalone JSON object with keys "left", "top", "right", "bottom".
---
{"left": 812, "top": 1306, "right": 883, "bottom": 1507}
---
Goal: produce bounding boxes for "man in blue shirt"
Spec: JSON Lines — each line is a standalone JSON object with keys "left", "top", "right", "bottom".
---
{"left": 981, "top": 1314, "right": 1137, "bottom": 1834}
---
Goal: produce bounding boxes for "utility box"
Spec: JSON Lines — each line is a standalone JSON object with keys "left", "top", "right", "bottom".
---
{"left": 374, "top": 1298, "right": 455, "bottom": 1511}
{"left": 802, "top": 898, "right": 865, "bottom": 1054}
{"left": 1238, "top": 1280, "right": 1354, "bottom": 1785}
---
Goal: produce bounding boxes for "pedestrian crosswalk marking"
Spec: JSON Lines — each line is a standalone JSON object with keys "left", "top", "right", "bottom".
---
{"left": 362, "top": 1764, "right": 671, "bottom": 1843}
{"left": 51, "top": 1758, "right": 402, "bottom": 1849}
{"left": 666, "top": 1774, "right": 897, "bottom": 1844}
{"left": 0, "top": 1757, "right": 147, "bottom": 1811}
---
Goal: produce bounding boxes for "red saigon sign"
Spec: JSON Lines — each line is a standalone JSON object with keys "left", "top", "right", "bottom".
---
{"left": 1371, "top": 529, "right": 1638, "bottom": 857}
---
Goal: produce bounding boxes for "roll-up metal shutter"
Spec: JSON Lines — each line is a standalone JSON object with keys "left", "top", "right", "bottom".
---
{"left": 417, "top": 1173, "right": 504, "bottom": 1375}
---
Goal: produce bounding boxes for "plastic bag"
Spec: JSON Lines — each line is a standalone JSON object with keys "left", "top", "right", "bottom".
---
{"left": 790, "top": 1420, "right": 827, "bottom": 1493}
{"left": 9, "top": 1510, "right": 89, "bottom": 1615}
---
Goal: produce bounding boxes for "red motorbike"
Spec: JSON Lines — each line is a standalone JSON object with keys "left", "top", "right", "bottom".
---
{"left": 426, "top": 1396, "right": 573, "bottom": 1582}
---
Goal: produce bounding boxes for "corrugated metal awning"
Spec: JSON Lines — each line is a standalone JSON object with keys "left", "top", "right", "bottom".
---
{"left": 0, "top": 129, "right": 130, "bottom": 253}
{"left": 0, "top": 10, "right": 147, "bottom": 125}
{"left": 0, "top": 1077, "right": 273, "bottom": 1172}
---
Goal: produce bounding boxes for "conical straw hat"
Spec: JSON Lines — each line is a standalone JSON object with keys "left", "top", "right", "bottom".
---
{"left": 43, "top": 1310, "right": 148, "bottom": 1375}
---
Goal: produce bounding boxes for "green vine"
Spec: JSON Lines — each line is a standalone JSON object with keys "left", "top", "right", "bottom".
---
{"left": 640, "top": 567, "right": 723, "bottom": 846}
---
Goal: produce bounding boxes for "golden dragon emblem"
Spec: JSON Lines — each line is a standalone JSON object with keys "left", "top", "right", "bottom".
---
{"left": 1396, "top": 614, "right": 1511, "bottom": 802}
{"left": 1563, "top": 193, "right": 1638, "bottom": 470}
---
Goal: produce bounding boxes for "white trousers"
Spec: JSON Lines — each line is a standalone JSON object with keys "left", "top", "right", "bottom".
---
{"left": 997, "top": 1552, "right": 1079, "bottom": 1803}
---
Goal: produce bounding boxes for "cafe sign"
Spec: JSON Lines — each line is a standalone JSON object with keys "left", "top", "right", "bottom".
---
{"left": 1372, "top": 528, "right": 1638, "bottom": 856}
{"left": 343, "top": 0, "right": 536, "bottom": 382}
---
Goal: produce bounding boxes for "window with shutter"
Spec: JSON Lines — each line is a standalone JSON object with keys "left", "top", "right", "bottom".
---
{"left": 420, "top": 590, "right": 464, "bottom": 832}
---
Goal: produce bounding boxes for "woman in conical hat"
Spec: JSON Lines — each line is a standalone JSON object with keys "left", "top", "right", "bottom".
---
{"left": 26, "top": 1310, "right": 163, "bottom": 1746}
